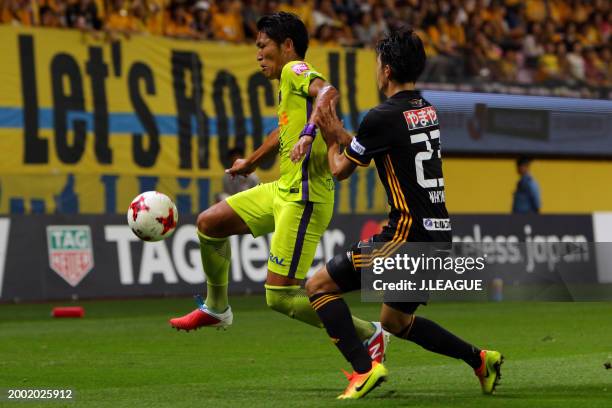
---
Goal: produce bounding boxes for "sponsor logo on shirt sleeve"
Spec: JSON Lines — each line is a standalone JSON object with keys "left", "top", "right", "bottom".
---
{"left": 291, "top": 62, "right": 310, "bottom": 76}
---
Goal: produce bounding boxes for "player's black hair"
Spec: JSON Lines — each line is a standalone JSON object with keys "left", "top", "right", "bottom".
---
{"left": 256, "top": 12, "right": 309, "bottom": 59}
{"left": 375, "top": 27, "right": 426, "bottom": 83}
{"left": 517, "top": 156, "right": 532, "bottom": 167}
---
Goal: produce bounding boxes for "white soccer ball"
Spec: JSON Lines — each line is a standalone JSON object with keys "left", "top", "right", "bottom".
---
{"left": 127, "top": 191, "right": 178, "bottom": 242}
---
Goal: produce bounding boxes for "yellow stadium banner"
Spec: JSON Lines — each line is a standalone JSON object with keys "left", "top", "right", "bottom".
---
{"left": 0, "top": 26, "right": 388, "bottom": 215}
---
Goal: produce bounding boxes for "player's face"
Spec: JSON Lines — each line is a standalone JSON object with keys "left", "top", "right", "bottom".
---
{"left": 256, "top": 32, "right": 283, "bottom": 80}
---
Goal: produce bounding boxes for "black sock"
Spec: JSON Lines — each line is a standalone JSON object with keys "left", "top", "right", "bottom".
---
{"left": 310, "top": 293, "right": 372, "bottom": 374}
{"left": 399, "top": 316, "right": 482, "bottom": 369}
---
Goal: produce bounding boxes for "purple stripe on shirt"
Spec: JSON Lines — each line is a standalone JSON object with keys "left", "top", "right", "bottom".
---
{"left": 302, "top": 98, "right": 313, "bottom": 201}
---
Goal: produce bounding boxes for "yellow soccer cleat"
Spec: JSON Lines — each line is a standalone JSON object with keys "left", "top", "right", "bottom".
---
{"left": 337, "top": 361, "right": 388, "bottom": 400}
{"left": 474, "top": 350, "right": 504, "bottom": 394}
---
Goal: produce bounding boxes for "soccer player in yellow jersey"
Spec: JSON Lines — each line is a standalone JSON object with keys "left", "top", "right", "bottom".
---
{"left": 170, "top": 12, "right": 389, "bottom": 362}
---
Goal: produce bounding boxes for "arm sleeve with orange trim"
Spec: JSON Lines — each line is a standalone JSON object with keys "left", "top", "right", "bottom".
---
{"left": 343, "top": 110, "right": 388, "bottom": 166}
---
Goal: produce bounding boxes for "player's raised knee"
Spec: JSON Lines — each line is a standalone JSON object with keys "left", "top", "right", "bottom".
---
{"left": 380, "top": 319, "right": 403, "bottom": 337}
{"left": 305, "top": 267, "right": 335, "bottom": 297}
{"left": 381, "top": 312, "right": 415, "bottom": 337}
{"left": 196, "top": 209, "right": 215, "bottom": 235}
{"left": 197, "top": 202, "right": 229, "bottom": 236}
{"left": 304, "top": 272, "right": 320, "bottom": 297}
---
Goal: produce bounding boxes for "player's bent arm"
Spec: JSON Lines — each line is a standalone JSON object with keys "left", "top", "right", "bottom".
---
{"left": 307, "top": 78, "right": 339, "bottom": 127}
{"left": 248, "top": 128, "right": 279, "bottom": 167}
{"left": 226, "top": 128, "right": 279, "bottom": 176}
{"left": 289, "top": 80, "right": 339, "bottom": 162}
{"left": 312, "top": 96, "right": 351, "bottom": 146}
{"left": 327, "top": 141, "right": 357, "bottom": 181}
{"left": 329, "top": 127, "right": 354, "bottom": 147}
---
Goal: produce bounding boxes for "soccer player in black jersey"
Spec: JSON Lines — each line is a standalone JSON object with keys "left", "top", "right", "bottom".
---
{"left": 305, "top": 28, "right": 503, "bottom": 399}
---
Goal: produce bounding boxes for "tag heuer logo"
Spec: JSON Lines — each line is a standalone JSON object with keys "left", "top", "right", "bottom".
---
{"left": 47, "top": 226, "right": 94, "bottom": 287}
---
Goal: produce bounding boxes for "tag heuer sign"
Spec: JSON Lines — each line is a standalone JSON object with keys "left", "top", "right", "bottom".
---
{"left": 47, "top": 226, "right": 94, "bottom": 287}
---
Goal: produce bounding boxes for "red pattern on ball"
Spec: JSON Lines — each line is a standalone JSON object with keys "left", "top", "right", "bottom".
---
{"left": 129, "top": 195, "right": 150, "bottom": 221}
{"left": 156, "top": 208, "right": 176, "bottom": 235}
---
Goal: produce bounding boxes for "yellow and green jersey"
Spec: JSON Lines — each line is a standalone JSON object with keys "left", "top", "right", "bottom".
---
{"left": 276, "top": 60, "right": 334, "bottom": 203}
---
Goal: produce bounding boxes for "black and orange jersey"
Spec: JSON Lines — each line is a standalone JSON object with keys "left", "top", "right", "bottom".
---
{"left": 344, "top": 90, "right": 451, "bottom": 243}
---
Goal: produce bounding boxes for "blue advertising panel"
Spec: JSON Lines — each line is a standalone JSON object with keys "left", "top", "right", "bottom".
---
{"left": 422, "top": 91, "right": 612, "bottom": 157}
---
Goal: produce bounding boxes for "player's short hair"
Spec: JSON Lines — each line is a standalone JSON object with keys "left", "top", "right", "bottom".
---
{"left": 376, "top": 27, "right": 426, "bottom": 83}
{"left": 257, "top": 12, "right": 309, "bottom": 59}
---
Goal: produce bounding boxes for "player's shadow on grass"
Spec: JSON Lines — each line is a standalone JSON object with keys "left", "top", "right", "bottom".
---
{"left": 500, "top": 383, "right": 611, "bottom": 399}
{"left": 362, "top": 383, "right": 611, "bottom": 404}
{"left": 299, "top": 387, "right": 353, "bottom": 393}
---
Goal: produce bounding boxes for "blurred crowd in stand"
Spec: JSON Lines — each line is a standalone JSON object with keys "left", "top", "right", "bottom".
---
{"left": 1, "top": 0, "right": 610, "bottom": 97}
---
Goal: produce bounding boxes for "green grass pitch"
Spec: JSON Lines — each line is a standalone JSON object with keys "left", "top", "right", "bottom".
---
{"left": 1, "top": 296, "right": 611, "bottom": 407}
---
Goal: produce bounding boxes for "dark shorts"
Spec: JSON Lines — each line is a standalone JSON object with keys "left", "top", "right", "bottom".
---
{"left": 326, "top": 244, "right": 425, "bottom": 315}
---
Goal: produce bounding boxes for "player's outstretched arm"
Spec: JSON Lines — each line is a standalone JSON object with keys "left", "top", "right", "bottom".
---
{"left": 308, "top": 92, "right": 353, "bottom": 147}
{"left": 226, "top": 128, "right": 279, "bottom": 177}
{"left": 326, "top": 142, "right": 357, "bottom": 181}
{"left": 290, "top": 79, "right": 339, "bottom": 162}
{"left": 307, "top": 79, "right": 339, "bottom": 127}
{"left": 316, "top": 103, "right": 357, "bottom": 181}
